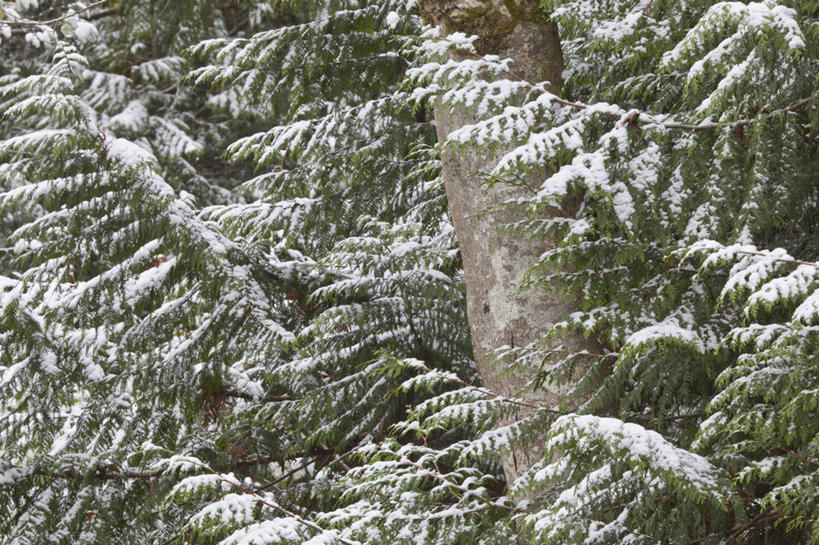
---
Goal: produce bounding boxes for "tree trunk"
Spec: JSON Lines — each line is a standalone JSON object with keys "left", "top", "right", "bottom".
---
{"left": 421, "top": 0, "right": 592, "bottom": 487}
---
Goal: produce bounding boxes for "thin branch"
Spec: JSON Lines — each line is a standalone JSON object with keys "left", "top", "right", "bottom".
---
{"left": 31, "top": 464, "right": 162, "bottom": 481}
{"left": 775, "top": 446, "right": 819, "bottom": 468}
{"left": 629, "top": 411, "right": 708, "bottom": 426}
{"left": 16, "top": 451, "right": 296, "bottom": 482}
{"left": 461, "top": 50, "right": 818, "bottom": 132}
{"left": 86, "top": 7, "right": 117, "bottom": 22}
{"left": 353, "top": 501, "right": 495, "bottom": 522}
{"left": 685, "top": 509, "right": 787, "bottom": 545}
{"left": 534, "top": 347, "right": 613, "bottom": 359}
{"left": 234, "top": 455, "right": 278, "bottom": 469}
{"left": 727, "top": 510, "right": 784, "bottom": 545}
{"left": 0, "top": 0, "right": 109, "bottom": 27}
{"left": 429, "top": 369, "right": 555, "bottom": 413}
{"left": 737, "top": 250, "right": 819, "bottom": 268}
{"left": 215, "top": 474, "right": 362, "bottom": 545}
{"left": 670, "top": 266, "right": 729, "bottom": 278}
{"left": 256, "top": 456, "right": 317, "bottom": 491}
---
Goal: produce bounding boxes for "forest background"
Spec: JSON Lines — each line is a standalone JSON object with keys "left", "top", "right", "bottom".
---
{"left": 0, "top": 1, "right": 818, "bottom": 544}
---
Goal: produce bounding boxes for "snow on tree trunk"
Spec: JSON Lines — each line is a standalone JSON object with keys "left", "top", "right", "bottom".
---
{"left": 421, "top": 0, "right": 594, "bottom": 486}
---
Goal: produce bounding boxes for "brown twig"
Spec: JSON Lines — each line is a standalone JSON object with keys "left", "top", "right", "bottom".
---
{"left": 727, "top": 510, "right": 783, "bottom": 545}
{"left": 775, "top": 446, "right": 819, "bottom": 468}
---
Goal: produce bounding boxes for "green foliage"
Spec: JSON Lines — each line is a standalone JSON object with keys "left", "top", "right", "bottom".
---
{"left": 369, "top": 1, "right": 818, "bottom": 543}
{"left": 1, "top": 0, "right": 818, "bottom": 544}
{"left": 0, "top": 1, "right": 468, "bottom": 543}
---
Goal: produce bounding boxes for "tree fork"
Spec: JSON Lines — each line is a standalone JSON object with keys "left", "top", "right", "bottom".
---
{"left": 420, "top": 0, "right": 596, "bottom": 487}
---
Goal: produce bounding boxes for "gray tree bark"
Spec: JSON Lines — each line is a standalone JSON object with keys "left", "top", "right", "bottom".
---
{"left": 420, "top": 0, "right": 593, "bottom": 487}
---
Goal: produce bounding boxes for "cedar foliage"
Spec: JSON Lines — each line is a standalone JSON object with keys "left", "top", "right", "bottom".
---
{"left": 0, "top": 1, "right": 468, "bottom": 542}
{"left": 1, "top": 1, "right": 818, "bottom": 544}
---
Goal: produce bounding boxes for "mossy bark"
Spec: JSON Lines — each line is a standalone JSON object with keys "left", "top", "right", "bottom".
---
{"left": 419, "top": 0, "right": 563, "bottom": 88}
{"left": 421, "top": 0, "right": 594, "bottom": 489}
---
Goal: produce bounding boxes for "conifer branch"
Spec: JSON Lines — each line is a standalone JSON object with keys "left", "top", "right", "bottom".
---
{"left": 2, "top": 1, "right": 816, "bottom": 543}
{"left": 394, "top": 455, "right": 513, "bottom": 512}
{"left": 461, "top": 49, "right": 818, "bottom": 133}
